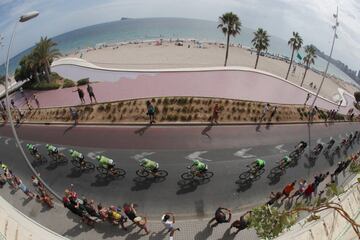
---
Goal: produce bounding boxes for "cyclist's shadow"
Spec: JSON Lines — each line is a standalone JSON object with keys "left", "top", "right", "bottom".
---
{"left": 176, "top": 179, "right": 209, "bottom": 195}
{"left": 131, "top": 176, "right": 165, "bottom": 191}
{"left": 267, "top": 167, "right": 283, "bottom": 185}
{"left": 91, "top": 174, "right": 122, "bottom": 187}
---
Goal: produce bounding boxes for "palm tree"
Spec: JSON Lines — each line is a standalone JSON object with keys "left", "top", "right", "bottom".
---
{"left": 300, "top": 45, "right": 317, "bottom": 87}
{"left": 286, "top": 32, "right": 303, "bottom": 79}
{"left": 217, "top": 12, "right": 241, "bottom": 66}
{"left": 33, "top": 37, "right": 62, "bottom": 82}
{"left": 251, "top": 28, "right": 270, "bottom": 69}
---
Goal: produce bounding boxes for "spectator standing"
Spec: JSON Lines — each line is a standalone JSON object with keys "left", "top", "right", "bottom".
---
{"left": 73, "top": 87, "right": 85, "bottom": 104}
{"left": 146, "top": 100, "right": 156, "bottom": 124}
{"left": 211, "top": 104, "right": 221, "bottom": 124}
{"left": 33, "top": 94, "right": 40, "bottom": 109}
{"left": 303, "top": 183, "right": 315, "bottom": 203}
{"left": 230, "top": 211, "right": 252, "bottom": 234}
{"left": 260, "top": 103, "right": 270, "bottom": 121}
{"left": 86, "top": 84, "right": 97, "bottom": 104}
{"left": 14, "top": 176, "right": 35, "bottom": 198}
{"left": 266, "top": 191, "right": 283, "bottom": 206}
{"left": 304, "top": 93, "right": 311, "bottom": 105}
{"left": 134, "top": 216, "right": 150, "bottom": 235}
{"left": 123, "top": 203, "right": 138, "bottom": 222}
{"left": 208, "top": 207, "right": 232, "bottom": 227}
{"left": 280, "top": 181, "right": 296, "bottom": 202}
{"left": 1, "top": 101, "right": 6, "bottom": 111}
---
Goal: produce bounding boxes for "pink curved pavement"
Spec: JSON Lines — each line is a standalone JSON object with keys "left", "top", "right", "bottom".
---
{"left": 12, "top": 63, "right": 358, "bottom": 116}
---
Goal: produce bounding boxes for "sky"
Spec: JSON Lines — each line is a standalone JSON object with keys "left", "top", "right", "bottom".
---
{"left": 0, "top": 0, "right": 359, "bottom": 70}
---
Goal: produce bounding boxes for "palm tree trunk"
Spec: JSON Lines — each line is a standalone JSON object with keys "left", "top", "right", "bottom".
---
{"left": 286, "top": 49, "right": 295, "bottom": 79}
{"left": 300, "top": 66, "right": 308, "bottom": 87}
{"left": 44, "top": 65, "right": 50, "bottom": 83}
{"left": 255, "top": 52, "right": 260, "bottom": 69}
{"left": 46, "top": 60, "right": 52, "bottom": 74}
{"left": 224, "top": 33, "right": 230, "bottom": 66}
{"left": 34, "top": 71, "right": 40, "bottom": 83}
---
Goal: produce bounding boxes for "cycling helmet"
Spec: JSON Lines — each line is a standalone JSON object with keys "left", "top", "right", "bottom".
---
{"left": 26, "top": 144, "right": 30, "bottom": 148}
{"left": 45, "top": 144, "right": 49, "bottom": 148}
{"left": 69, "top": 149, "right": 74, "bottom": 154}
{"left": 96, "top": 155, "right": 101, "bottom": 161}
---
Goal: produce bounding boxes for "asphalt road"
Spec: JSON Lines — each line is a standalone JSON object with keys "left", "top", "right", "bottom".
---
{"left": 0, "top": 122, "right": 359, "bottom": 219}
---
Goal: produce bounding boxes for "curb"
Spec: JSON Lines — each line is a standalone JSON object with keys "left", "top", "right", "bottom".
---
{"left": 12, "top": 119, "right": 357, "bottom": 127}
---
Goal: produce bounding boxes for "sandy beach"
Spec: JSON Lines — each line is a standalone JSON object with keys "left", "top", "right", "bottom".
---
{"left": 65, "top": 40, "right": 359, "bottom": 102}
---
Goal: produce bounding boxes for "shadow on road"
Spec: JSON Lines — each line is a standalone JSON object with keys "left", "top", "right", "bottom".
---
{"left": 201, "top": 124, "right": 213, "bottom": 139}
{"left": 267, "top": 167, "right": 284, "bottom": 185}
{"left": 176, "top": 179, "right": 210, "bottom": 195}
{"left": 63, "top": 124, "right": 76, "bottom": 135}
{"left": 134, "top": 124, "right": 152, "bottom": 136}
{"left": 194, "top": 224, "right": 214, "bottom": 240}
{"left": 90, "top": 174, "right": 121, "bottom": 187}
{"left": 131, "top": 176, "right": 164, "bottom": 191}
{"left": 218, "top": 228, "right": 237, "bottom": 240}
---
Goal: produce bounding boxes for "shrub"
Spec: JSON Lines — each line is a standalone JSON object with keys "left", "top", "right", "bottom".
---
{"left": 164, "top": 98, "right": 170, "bottom": 105}
{"left": 157, "top": 99, "right": 162, "bottom": 105}
{"left": 77, "top": 78, "right": 89, "bottom": 86}
{"left": 25, "top": 81, "right": 60, "bottom": 90}
{"left": 180, "top": 115, "right": 187, "bottom": 121}
{"left": 98, "top": 105, "right": 105, "bottom": 111}
{"left": 63, "top": 79, "right": 75, "bottom": 88}
{"left": 187, "top": 115, "right": 192, "bottom": 121}
{"left": 105, "top": 103, "right": 111, "bottom": 112}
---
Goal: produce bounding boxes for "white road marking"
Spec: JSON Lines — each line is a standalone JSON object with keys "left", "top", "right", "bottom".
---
{"left": 234, "top": 148, "right": 256, "bottom": 159}
{"left": 131, "top": 152, "right": 156, "bottom": 162}
{"left": 316, "top": 138, "right": 326, "bottom": 145}
{"left": 4, "top": 138, "right": 11, "bottom": 145}
{"left": 87, "top": 151, "right": 105, "bottom": 160}
{"left": 186, "top": 151, "right": 211, "bottom": 162}
{"left": 15, "top": 140, "right": 24, "bottom": 148}
{"left": 275, "top": 144, "right": 288, "bottom": 153}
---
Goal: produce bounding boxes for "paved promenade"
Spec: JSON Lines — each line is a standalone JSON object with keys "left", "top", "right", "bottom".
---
{"left": 8, "top": 60, "right": 357, "bottom": 117}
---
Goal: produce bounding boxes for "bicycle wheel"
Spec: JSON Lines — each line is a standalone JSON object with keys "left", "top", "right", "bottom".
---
{"left": 239, "top": 171, "right": 251, "bottom": 180}
{"left": 202, "top": 171, "right": 214, "bottom": 179}
{"left": 136, "top": 169, "right": 149, "bottom": 177}
{"left": 254, "top": 168, "right": 265, "bottom": 177}
{"left": 84, "top": 162, "right": 95, "bottom": 170}
{"left": 71, "top": 159, "right": 81, "bottom": 168}
{"left": 97, "top": 166, "right": 108, "bottom": 176}
{"left": 112, "top": 168, "right": 126, "bottom": 177}
{"left": 156, "top": 170, "right": 168, "bottom": 178}
{"left": 181, "top": 172, "right": 194, "bottom": 180}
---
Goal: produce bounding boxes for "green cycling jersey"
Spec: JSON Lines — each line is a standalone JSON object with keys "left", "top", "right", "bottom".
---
{"left": 70, "top": 150, "right": 83, "bottom": 160}
{"left": 26, "top": 144, "right": 37, "bottom": 151}
{"left": 1, "top": 163, "right": 8, "bottom": 170}
{"left": 192, "top": 160, "right": 207, "bottom": 172}
{"left": 256, "top": 159, "right": 266, "bottom": 168}
{"left": 141, "top": 158, "right": 158, "bottom": 171}
{"left": 47, "top": 145, "right": 58, "bottom": 153}
{"left": 98, "top": 156, "right": 113, "bottom": 168}
{"left": 283, "top": 156, "right": 292, "bottom": 164}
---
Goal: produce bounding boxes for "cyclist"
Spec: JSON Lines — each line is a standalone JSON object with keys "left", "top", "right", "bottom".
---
{"left": 46, "top": 144, "right": 58, "bottom": 157}
{"left": 96, "top": 155, "right": 115, "bottom": 173}
{"left": 190, "top": 159, "right": 208, "bottom": 176}
{"left": 26, "top": 144, "right": 39, "bottom": 156}
{"left": 140, "top": 158, "right": 159, "bottom": 175}
{"left": 326, "top": 138, "right": 335, "bottom": 150}
{"left": 248, "top": 158, "right": 266, "bottom": 174}
{"left": 279, "top": 156, "right": 292, "bottom": 170}
{"left": 295, "top": 141, "right": 307, "bottom": 153}
{"left": 312, "top": 143, "right": 323, "bottom": 155}
{"left": 69, "top": 149, "right": 85, "bottom": 167}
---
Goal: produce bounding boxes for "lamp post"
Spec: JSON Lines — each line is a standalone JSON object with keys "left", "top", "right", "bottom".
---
{"left": 309, "top": 7, "right": 339, "bottom": 119}
{"left": 4, "top": 11, "right": 60, "bottom": 200}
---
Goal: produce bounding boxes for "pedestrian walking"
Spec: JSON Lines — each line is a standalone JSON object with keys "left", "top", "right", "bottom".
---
{"left": 260, "top": 103, "right": 270, "bottom": 121}
{"left": 337, "top": 100, "right": 343, "bottom": 110}
{"left": 146, "top": 100, "right": 156, "bottom": 124}
{"left": 304, "top": 93, "right": 311, "bottom": 105}
{"left": 211, "top": 104, "right": 221, "bottom": 124}
{"left": 69, "top": 107, "right": 79, "bottom": 125}
{"left": 73, "top": 87, "right": 85, "bottom": 104}
{"left": 134, "top": 216, "right": 150, "bottom": 235}
{"left": 230, "top": 211, "right": 252, "bottom": 234}
{"left": 33, "top": 94, "right": 40, "bottom": 109}
{"left": 161, "top": 212, "right": 178, "bottom": 233}
{"left": 1, "top": 100, "right": 6, "bottom": 111}
{"left": 86, "top": 83, "right": 97, "bottom": 103}
{"left": 208, "top": 207, "right": 232, "bottom": 227}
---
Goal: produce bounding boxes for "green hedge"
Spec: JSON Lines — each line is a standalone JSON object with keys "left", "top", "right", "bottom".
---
{"left": 25, "top": 81, "right": 61, "bottom": 90}
{"left": 63, "top": 79, "right": 75, "bottom": 88}
{"left": 77, "top": 78, "right": 89, "bottom": 86}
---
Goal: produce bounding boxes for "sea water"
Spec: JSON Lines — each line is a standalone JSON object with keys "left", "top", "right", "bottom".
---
{"left": 1, "top": 17, "right": 356, "bottom": 85}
